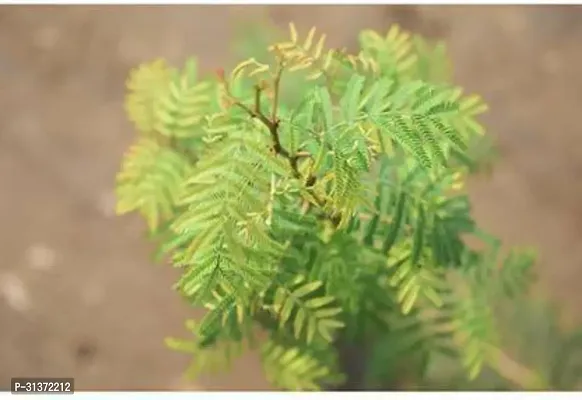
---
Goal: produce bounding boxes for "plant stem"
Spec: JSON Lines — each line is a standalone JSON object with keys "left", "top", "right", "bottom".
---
{"left": 486, "top": 345, "right": 549, "bottom": 390}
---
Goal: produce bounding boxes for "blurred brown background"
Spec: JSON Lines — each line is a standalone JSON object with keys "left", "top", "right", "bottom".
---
{"left": 1, "top": 5, "right": 581, "bottom": 390}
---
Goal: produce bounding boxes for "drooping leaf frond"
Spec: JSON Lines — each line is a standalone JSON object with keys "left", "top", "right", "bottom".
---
{"left": 115, "top": 137, "right": 192, "bottom": 232}
{"left": 499, "top": 299, "right": 582, "bottom": 390}
{"left": 410, "top": 36, "right": 451, "bottom": 84}
{"left": 359, "top": 25, "right": 418, "bottom": 78}
{"left": 165, "top": 319, "right": 245, "bottom": 378}
{"left": 266, "top": 274, "right": 345, "bottom": 344}
{"left": 169, "top": 135, "right": 289, "bottom": 302}
{"left": 449, "top": 287, "right": 498, "bottom": 380}
{"left": 355, "top": 156, "right": 474, "bottom": 267}
{"left": 195, "top": 285, "right": 256, "bottom": 347}
{"left": 260, "top": 340, "right": 340, "bottom": 391}
{"left": 387, "top": 250, "right": 448, "bottom": 315}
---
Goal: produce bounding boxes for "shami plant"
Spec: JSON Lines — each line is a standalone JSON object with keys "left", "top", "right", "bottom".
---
{"left": 115, "top": 23, "right": 582, "bottom": 390}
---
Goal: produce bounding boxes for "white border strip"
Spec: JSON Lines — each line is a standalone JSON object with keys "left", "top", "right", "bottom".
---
{"left": 1, "top": 393, "right": 582, "bottom": 399}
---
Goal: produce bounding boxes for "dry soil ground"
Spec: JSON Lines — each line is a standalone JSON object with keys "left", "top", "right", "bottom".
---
{"left": 1, "top": 5, "right": 581, "bottom": 391}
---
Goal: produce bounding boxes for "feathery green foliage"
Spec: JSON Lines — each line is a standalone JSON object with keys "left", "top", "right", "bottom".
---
{"left": 115, "top": 22, "right": 578, "bottom": 390}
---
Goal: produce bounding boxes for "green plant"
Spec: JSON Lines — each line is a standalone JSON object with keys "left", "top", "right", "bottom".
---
{"left": 115, "top": 23, "right": 581, "bottom": 390}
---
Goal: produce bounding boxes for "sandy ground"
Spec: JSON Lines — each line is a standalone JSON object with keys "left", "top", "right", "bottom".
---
{"left": 1, "top": 5, "right": 582, "bottom": 390}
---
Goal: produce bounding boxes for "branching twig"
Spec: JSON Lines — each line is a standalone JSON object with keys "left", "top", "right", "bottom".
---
{"left": 220, "top": 60, "right": 340, "bottom": 226}
{"left": 271, "top": 60, "right": 284, "bottom": 123}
